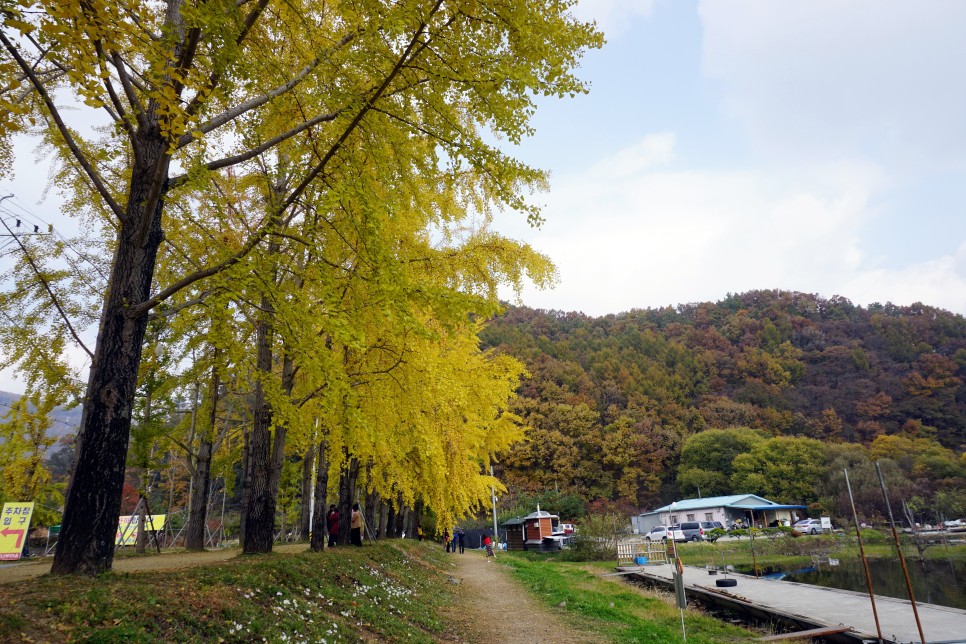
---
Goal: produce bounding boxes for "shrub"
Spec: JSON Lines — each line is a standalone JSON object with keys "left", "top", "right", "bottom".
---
{"left": 558, "top": 513, "right": 629, "bottom": 562}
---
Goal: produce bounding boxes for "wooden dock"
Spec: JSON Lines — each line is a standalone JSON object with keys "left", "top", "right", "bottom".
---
{"left": 621, "top": 563, "right": 966, "bottom": 644}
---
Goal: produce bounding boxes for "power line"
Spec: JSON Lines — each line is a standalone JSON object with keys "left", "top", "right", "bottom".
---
{"left": 0, "top": 191, "right": 109, "bottom": 283}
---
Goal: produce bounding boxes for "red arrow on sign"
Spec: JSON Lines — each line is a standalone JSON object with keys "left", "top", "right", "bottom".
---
{"left": 1, "top": 528, "right": 24, "bottom": 548}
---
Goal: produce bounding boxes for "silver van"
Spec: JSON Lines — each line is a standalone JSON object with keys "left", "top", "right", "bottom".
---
{"left": 676, "top": 521, "right": 720, "bottom": 542}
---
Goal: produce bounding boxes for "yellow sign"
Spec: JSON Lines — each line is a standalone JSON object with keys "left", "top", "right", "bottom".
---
{"left": 115, "top": 514, "right": 167, "bottom": 546}
{"left": 0, "top": 502, "right": 35, "bottom": 560}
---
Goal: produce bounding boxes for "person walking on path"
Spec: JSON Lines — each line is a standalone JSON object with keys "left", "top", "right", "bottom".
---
{"left": 443, "top": 529, "right": 450, "bottom": 552}
{"left": 483, "top": 534, "right": 495, "bottom": 560}
{"left": 326, "top": 505, "right": 340, "bottom": 547}
{"left": 350, "top": 503, "right": 363, "bottom": 547}
{"left": 457, "top": 527, "right": 465, "bottom": 554}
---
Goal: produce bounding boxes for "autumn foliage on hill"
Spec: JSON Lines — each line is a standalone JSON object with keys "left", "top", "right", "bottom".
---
{"left": 480, "top": 290, "right": 966, "bottom": 521}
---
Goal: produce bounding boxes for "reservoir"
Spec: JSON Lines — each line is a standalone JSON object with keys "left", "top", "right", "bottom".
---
{"left": 733, "top": 556, "right": 966, "bottom": 609}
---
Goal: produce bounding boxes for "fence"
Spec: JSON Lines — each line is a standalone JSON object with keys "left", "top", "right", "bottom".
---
{"left": 616, "top": 537, "right": 671, "bottom": 567}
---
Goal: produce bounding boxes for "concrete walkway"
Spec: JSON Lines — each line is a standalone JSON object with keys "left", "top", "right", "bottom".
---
{"left": 635, "top": 563, "right": 966, "bottom": 643}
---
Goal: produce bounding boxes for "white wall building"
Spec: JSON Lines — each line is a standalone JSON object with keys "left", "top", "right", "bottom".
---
{"left": 631, "top": 494, "right": 806, "bottom": 534}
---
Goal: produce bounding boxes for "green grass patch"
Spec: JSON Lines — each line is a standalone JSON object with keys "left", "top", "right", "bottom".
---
{"left": 499, "top": 552, "right": 760, "bottom": 643}
{"left": 0, "top": 542, "right": 458, "bottom": 643}
{"left": 673, "top": 534, "right": 966, "bottom": 570}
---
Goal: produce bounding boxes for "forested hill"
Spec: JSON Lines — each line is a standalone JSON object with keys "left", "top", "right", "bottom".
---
{"left": 480, "top": 290, "right": 966, "bottom": 510}
{"left": 0, "top": 391, "right": 81, "bottom": 439}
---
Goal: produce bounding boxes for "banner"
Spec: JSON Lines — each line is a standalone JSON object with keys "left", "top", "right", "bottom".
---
{"left": 0, "top": 502, "right": 35, "bottom": 560}
{"left": 115, "top": 514, "right": 167, "bottom": 546}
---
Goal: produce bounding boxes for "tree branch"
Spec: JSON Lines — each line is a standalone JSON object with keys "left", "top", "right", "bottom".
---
{"left": 128, "top": 1, "right": 444, "bottom": 316}
{"left": 177, "top": 30, "right": 356, "bottom": 148}
{"left": 0, "top": 33, "right": 126, "bottom": 221}
{"left": 168, "top": 108, "right": 343, "bottom": 187}
{"left": 279, "top": 0, "right": 445, "bottom": 215}
{"left": 180, "top": 0, "right": 273, "bottom": 123}
{"left": 0, "top": 217, "right": 94, "bottom": 359}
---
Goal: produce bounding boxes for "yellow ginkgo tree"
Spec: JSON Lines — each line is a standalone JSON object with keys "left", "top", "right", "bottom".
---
{"left": 1, "top": 0, "right": 601, "bottom": 574}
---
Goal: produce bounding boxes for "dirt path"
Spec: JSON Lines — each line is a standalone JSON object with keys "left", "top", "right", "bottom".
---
{"left": 441, "top": 549, "right": 606, "bottom": 643}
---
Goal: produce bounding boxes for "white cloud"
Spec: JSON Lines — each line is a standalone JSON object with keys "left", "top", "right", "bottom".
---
{"left": 843, "top": 243, "right": 966, "bottom": 313}
{"left": 698, "top": 0, "right": 966, "bottom": 171}
{"left": 503, "top": 134, "right": 966, "bottom": 316}
{"left": 592, "top": 132, "right": 676, "bottom": 178}
{"left": 573, "top": 0, "right": 657, "bottom": 37}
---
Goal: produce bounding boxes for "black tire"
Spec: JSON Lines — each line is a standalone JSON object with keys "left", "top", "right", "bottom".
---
{"left": 809, "top": 528, "right": 817, "bottom": 535}
{"left": 690, "top": 536, "right": 700, "bottom": 542}
{"left": 716, "top": 578, "right": 737, "bottom": 587}
{"left": 645, "top": 537, "right": 652, "bottom": 541}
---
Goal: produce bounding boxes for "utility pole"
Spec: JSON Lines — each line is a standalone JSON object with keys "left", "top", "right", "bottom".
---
{"left": 490, "top": 464, "right": 499, "bottom": 547}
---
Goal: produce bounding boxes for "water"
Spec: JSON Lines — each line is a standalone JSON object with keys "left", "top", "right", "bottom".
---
{"left": 734, "top": 557, "right": 966, "bottom": 609}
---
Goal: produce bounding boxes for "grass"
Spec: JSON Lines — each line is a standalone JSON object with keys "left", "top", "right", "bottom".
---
{"left": 12, "top": 536, "right": 945, "bottom": 642}
{"left": 499, "top": 552, "right": 760, "bottom": 643}
{"left": 0, "top": 541, "right": 458, "bottom": 643}
{"left": 673, "top": 532, "right": 966, "bottom": 570}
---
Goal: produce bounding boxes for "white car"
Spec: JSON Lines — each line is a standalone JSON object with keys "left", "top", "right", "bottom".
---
{"left": 793, "top": 518, "right": 824, "bottom": 535}
{"left": 645, "top": 525, "right": 674, "bottom": 541}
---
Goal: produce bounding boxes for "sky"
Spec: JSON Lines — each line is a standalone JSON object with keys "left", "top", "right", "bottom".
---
{"left": 3, "top": 0, "right": 966, "bottom": 392}
{"left": 494, "top": 0, "right": 966, "bottom": 317}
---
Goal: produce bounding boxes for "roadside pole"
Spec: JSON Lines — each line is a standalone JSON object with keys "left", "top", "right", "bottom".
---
{"left": 673, "top": 555, "right": 687, "bottom": 642}
{"left": 844, "top": 467, "right": 883, "bottom": 643}
{"left": 490, "top": 464, "right": 499, "bottom": 550}
{"left": 875, "top": 461, "right": 925, "bottom": 644}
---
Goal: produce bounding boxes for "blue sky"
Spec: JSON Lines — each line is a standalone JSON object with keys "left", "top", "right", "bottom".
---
{"left": 496, "top": 0, "right": 966, "bottom": 316}
{"left": 3, "top": 0, "right": 966, "bottom": 393}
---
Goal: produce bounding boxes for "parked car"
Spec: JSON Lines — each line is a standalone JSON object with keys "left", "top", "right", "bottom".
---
{"left": 675, "top": 521, "right": 721, "bottom": 542}
{"left": 645, "top": 525, "right": 673, "bottom": 541}
{"left": 793, "top": 518, "right": 824, "bottom": 535}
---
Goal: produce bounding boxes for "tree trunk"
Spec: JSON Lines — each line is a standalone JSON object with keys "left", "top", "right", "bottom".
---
{"left": 135, "top": 498, "right": 148, "bottom": 553}
{"left": 239, "top": 429, "right": 251, "bottom": 549}
{"left": 309, "top": 439, "right": 328, "bottom": 551}
{"left": 384, "top": 504, "right": 397, "bottom": 539}
{"left": 377, "top": 498, "right": 389, "bottom": 539}
{"left": 243, "top": 304, "right": 276, "bottom": 554}
{"left": 413, "top": 501, "right": 423, "bottom": 541}
{"left": 187, "top": 364, "right": 219, "bottom": 550}
{"left": 266, "top": 353, "right": 294, "bottom": 523}
{"left": 50, "top": 132, "right": 169, "bottom": 576}
{"left": 300, "top": 445, "right": 315, "bottom": 541}
{"left": 404, "top": 507, "right": 415, "bottom": 539}
{"left": 393, "top": 498, "right": 405, "bottom": 538}
{"left": 364, "top": 488, "right": 378, "bottom": 540}
{"left": 337, "top": 456, "right": 359, "bottom": 544}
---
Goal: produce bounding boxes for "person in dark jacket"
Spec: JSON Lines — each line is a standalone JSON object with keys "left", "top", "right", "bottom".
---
{"left": 326, "top": 505, "right": 340, "bottom": 547}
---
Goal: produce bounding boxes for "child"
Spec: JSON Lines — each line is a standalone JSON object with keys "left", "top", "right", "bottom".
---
{"left": 483, "top": 534, "right": 495, "bottom": 560}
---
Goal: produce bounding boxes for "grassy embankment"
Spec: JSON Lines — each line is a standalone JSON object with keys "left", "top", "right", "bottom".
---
{"left": 7, "top": 535, "right": 948, "bottom": 642}
{"left": 0, "top": 539, "right": 775, "bottom": 644}
{"left": 0, "top": 541, "right": 458, "bottom": 642}
{"left": 499, "top": 552, "right": 760, "bottom": 643}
